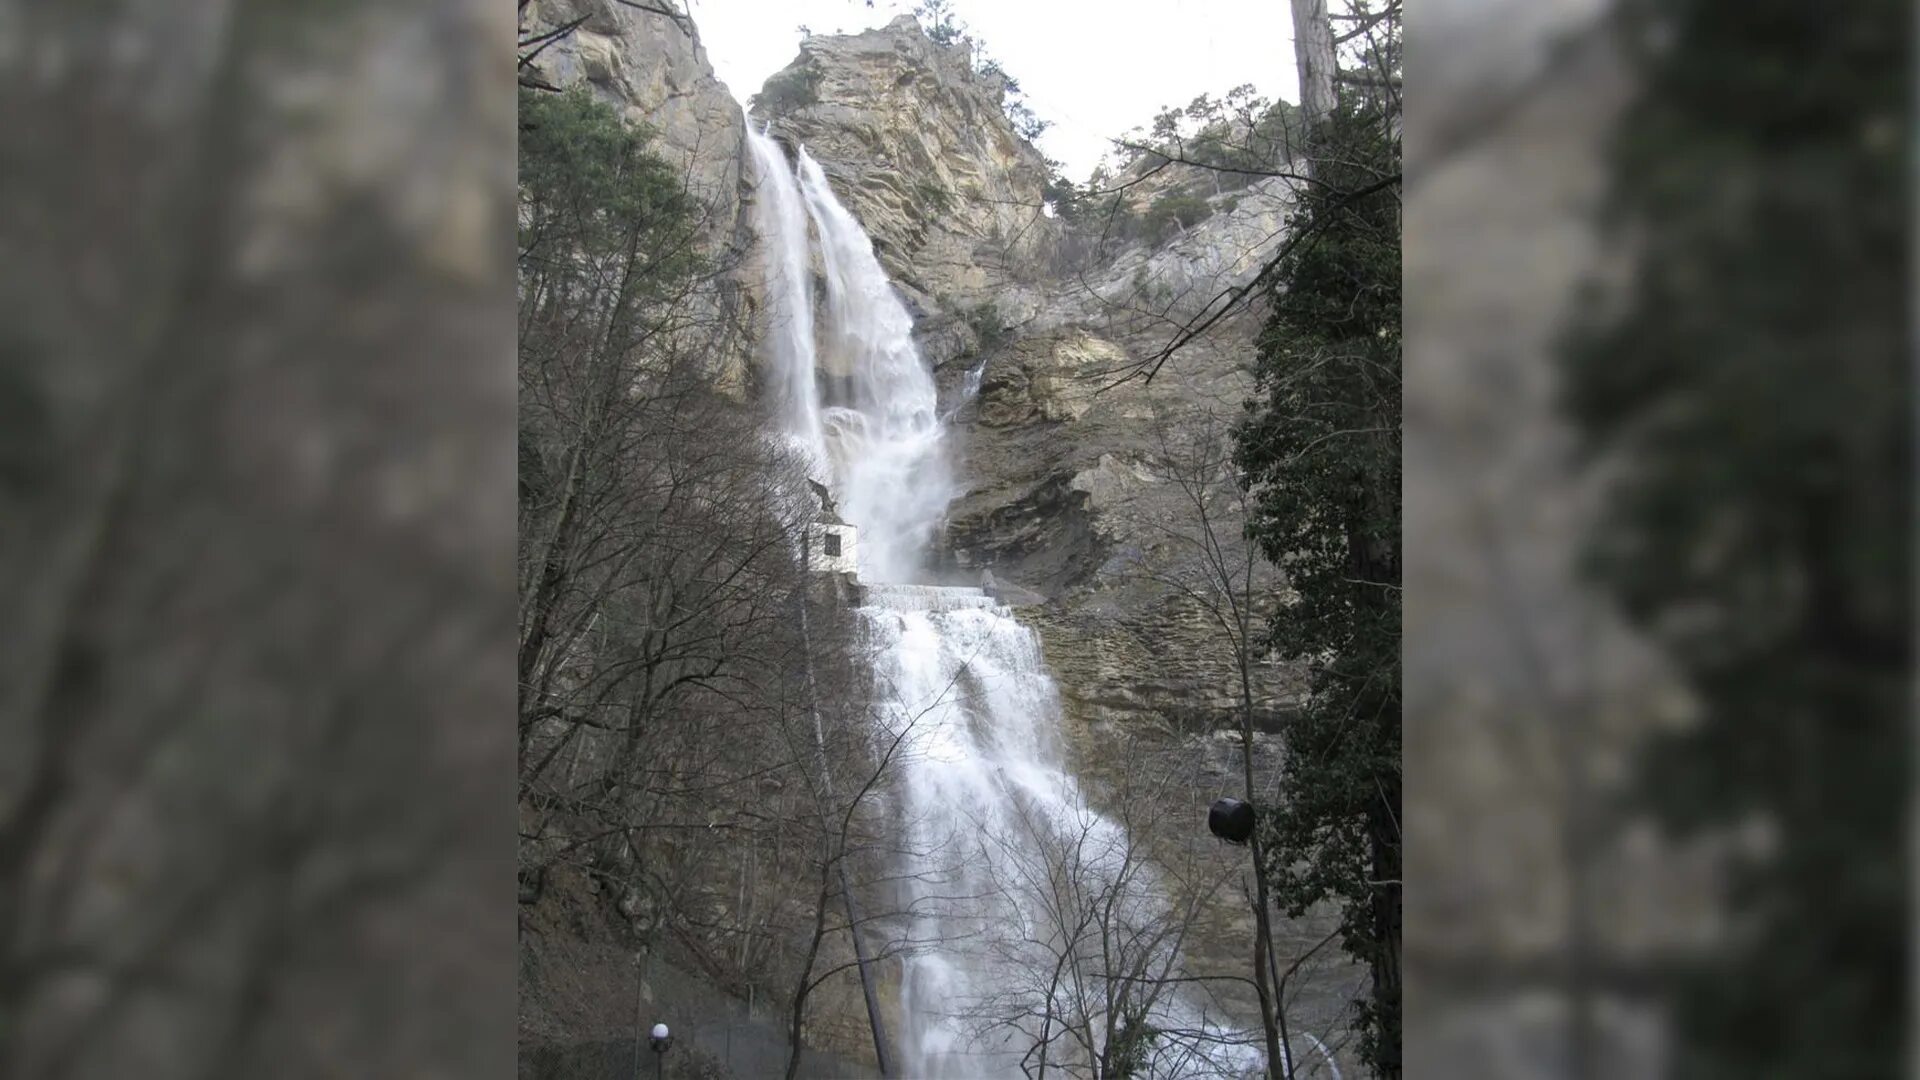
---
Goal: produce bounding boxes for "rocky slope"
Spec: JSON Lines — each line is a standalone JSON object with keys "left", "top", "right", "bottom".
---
{"left": 521, "top": 0, "right": 742, "bottom": 205}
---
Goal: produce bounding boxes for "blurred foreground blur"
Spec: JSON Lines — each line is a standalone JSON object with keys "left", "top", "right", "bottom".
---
{"left": 0, "top": 3, "right": 516, "bottom": 1077}
{"left": 1406, "top": 1, "right": 1910, "bottom": 1077}
{"left": 1, "top": 0, "right": 1909, "bottom": 1076}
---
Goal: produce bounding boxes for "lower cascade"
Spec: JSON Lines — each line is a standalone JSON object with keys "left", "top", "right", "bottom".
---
{"left": 749, "top": 127, "right": 1259, "bottom": 1078}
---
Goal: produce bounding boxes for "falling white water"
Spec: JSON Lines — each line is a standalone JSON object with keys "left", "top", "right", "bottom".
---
{"left": 942, "top": 360, "right": 988, "bottom": 424}
{"left": 795, "top": 147, "right": 956, "bottom": 583}
{"left": 960, "top": 360, "right": 987, "bottom": 401}
{"left": 749, "top": 127, "right": 1263, "bottom": 1079}
{"left": 746, "top": 128, "right": 829, "bottom": 480}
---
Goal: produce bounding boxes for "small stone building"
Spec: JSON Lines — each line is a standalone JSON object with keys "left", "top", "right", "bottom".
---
{"left": 807, "top": 480, "right": 859, "bottom": 575}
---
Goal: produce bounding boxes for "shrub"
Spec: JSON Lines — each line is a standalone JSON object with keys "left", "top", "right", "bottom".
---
{"left": 1141, "top": 192, "right": 1211, "bottom": 245}
{"left": 750, "top": 62, "right": 819, "bottom": 116}
{"left": 912, "top": 179, "right": 954, "bottom": 215}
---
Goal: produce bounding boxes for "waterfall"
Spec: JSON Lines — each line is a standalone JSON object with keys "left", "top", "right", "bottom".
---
{"left": 749, "top": 130, "right": 1261, "bottom": 1080}
{"left": 746, "top": 128, "right": 829, "bottom": 479}
{"left": 794, "top": 147, "right": 956, "bottom": 584}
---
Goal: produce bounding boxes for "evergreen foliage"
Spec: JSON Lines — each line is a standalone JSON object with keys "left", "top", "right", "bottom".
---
{"left": 751, "top": 61, "right": 821, "bottom": 117}
{"left": 1141, "top": 192, "right": 1212, "bottom": 245}
{"left": 912, "top": 0, "right": 963, "bottom": 45}
{"left": 1041, "top": 165, "right": 1083, "bottom": 222}
{"left": 1234, "top": 101, "right": 1401, "bottom": 1077}
{"left": 518, "top": 85, "right": 698, "bottom": 299}
{"left": 1145, "top": 89, "right": 1303, "bottom": 192}
{"left": 913, "top": 2, "right": 1051, "bottom": 142}
{"left": 1559, "top": 2, "right": 1910, "bottom": 1075}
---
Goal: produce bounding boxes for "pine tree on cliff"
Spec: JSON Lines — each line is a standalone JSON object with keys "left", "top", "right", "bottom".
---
{"left": 1233, "top": 11, "right": 1401, "bottom": 1075}
{"left": 1559, "top": 2, "right": 1909, "bottom": 1076}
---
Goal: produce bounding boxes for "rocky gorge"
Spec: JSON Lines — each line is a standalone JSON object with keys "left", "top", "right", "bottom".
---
{"left": 519, "top": 1, "right": 1349, "bottom": 1075}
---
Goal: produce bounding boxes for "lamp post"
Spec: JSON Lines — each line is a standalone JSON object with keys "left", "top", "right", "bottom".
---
{"left": 647, "top": 1022, "right": 671, "bottom": 1080}
{"left": 1207, "top": 796, "right": 1296, "bottom": 1079}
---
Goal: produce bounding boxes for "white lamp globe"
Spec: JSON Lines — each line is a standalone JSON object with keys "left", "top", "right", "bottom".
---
{"left": 651, "top": 1023, "right": 670, "bottom": 1041}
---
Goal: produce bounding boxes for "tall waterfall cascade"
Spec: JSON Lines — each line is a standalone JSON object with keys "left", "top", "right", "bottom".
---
{"left": 748, "top": 127, "right": 1262, "bottom": 1079}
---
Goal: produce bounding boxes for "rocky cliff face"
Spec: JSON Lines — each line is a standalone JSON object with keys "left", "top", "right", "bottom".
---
{"left": 522, "top": 0, "right": 742, "bottom": 202}
{"left": 520, "top": 0, "right": 758, "bottom": 391}
{"left": 741, "top": 15, "right": 1307, "bottom": 738}
{"left": 941, "top": 192, "right": 1307, "bottom": 740}
{"left": 524, "top": 5, "right": 1342, "bottom": 1062}
{"left": 749, "top": 16, "right": 1058, "bottom": 316}
{"left": 520, "top": 1, "right": 1307, "bottom": 741}
{"left": 939, "top": 316, "right": 1283, "bottom": 731}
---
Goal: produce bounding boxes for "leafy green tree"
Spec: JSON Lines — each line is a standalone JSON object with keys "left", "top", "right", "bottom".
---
{"left": 1559, "top": 2, "right": 1909, "bottom": 1076}
{"left": 1120, "top": 90, "right": 1302, "bottom": 199}
{"left": 517, "top": 85, "right": 698, "bottom": 302}
{"left": 1234, "top": 101, "right": 1401, "bottom": 1077}
{"left": 1005, "top": 96, "right": 1050, "bottom": 141}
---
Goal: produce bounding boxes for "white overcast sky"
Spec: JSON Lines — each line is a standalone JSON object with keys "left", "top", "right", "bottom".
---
{"left": 686, "top": 0, "right": 1301, "bottom": 181}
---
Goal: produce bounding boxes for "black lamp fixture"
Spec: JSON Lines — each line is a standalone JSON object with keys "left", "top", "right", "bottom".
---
{"left": 1207, "top": 797, "right": 1256, "bottom": 844}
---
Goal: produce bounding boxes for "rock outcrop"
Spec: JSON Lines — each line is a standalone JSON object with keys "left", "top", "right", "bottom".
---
{"left": 938, "top": 184, "right": 1306, "bottom": 734}
{"left": 522, "top": 0, "right": 743, "bottom": 210}
{"left": 520, "top": 0, "right": 758, "bottom": 391}
{"left": 749, "top": 16, "right": 1058, "bottom": 314}
{"left": 523, "top": 0, "right": 1309, "bottom": 749}
{"left": 525, "top": 5, "right": 1346, "bottom": 1064}
{"left": 737, "top": 16, "right": 1310, "bottom": 736}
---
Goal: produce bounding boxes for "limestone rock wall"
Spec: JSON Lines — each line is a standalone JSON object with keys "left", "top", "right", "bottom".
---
{"left": 523, "top": 4, "right": 1344, "bottom": 1058}
{"left": 749, "top": 16, "right": 1058, "bottom": 314}
{"left": 735, "top": 15, "right": 1312, "bottom": 738}
{"left": 520, "top": 0, "right": 758, "bottom": 392}
{"left": 933, "top": 182, "right": 1305, "bottom": 736}
{"left": 524, "top": 0, "right": 1310, "bottom": 754}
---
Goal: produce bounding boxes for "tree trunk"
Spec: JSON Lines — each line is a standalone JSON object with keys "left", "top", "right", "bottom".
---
{"left": 517, "top": 441, "right": 586, "bottom": 740}
{"left": 1369, "top": 801, "right": 1402, "bottom": 1080}
{"left": 785, "top": 858, "right": 834, "bottom": 1080}
{"left": 1290, "top": 0, "right": 1338, "bottom": 126}
{"left": 1240, "top": 640, "right": 1288, "bottom": 1080}
{"left": 1347, "top": 490, "right": 1401, "bottom": 1080}
{"left": 794, "top": 527, "right": 895, "bottom": 1077}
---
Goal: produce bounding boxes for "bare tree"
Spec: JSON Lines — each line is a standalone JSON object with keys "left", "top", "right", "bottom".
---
{"left": 971, "top": 749, "right": 1249, "bottom": 1080}
{"left": 1130, "top": 410, "right": 1297, "bottom": 1079}
{"left": 772, "top": 638, "right": 983, "bottom": 1080}
{"left": 516, "top": 84, "right": 925, "bottom": 1077}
